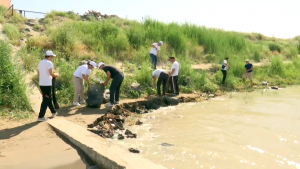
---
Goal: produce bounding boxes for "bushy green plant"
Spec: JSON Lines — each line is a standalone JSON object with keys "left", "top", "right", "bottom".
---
{"left": 269, "top": 43, "right": 281, "bottom": 53}
{"left": 287, "top": 47, "right": 298, "bottom": 58}
{"left": 0, "top": 40, "right": 31, "bottom": 111}
{"left": 270, "top": 56, "right": 285, "bottom": 76}
{"left": 135, "top": 62, "right": 152, "bottom": 87}
{"left": 3, "top": 23, "right": 22, "bottom": 41}
{"left": 253, "top": 50, "right": 261, "bottom": 62}
{"left": 8, "top": 13, "right": 27, "bottom": 24}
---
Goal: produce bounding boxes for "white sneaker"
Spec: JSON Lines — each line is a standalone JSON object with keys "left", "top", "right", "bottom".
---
{"left": 37, "top": 117, "right": 49, "bottom": 122}
{"left": 73, "top": 102, "right": 81, "bottom": 106}
{"left": 115, "top": 101, "right": 119, "bottom": 104}
{"left": 52, "top": 112, "right": 58, "bottom": 118}
{"left": 80, "top": 100, "right": 86, "bottom": 104}
{"left": 105, "top": 102, "right": 114, "bottom": 107}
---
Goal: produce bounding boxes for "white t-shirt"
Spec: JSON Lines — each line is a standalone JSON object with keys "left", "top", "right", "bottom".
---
{"left": 171, "top": 61, "right": 179, "bottom": 76}
{"left": 38, "top": 59, "right": 53, "bottom": 86}
{"left": 221, "top": 60, "right": 228, "bottom": 70}
{"left": 152, "top": 69, "right": 166, "bottom": 78}
{"left": 73, "top": 65, "right": 91, "bottom": 78}
{"left": 149, "top": 43, "right": 160, "bottom": 55}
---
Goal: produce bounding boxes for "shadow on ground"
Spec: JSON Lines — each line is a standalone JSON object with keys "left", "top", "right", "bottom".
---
{"left": 0, "top": 121, "right": 39, "bottom": 140}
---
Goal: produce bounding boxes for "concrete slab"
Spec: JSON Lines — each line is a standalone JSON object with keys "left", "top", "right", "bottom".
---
{"left": 48, "top": 118, "right": 167, "bottom": 169}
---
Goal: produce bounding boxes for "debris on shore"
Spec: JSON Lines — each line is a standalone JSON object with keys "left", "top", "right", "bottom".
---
{"left": 128, "top": 148, "right": 140, "bottom": 153}
{"left": 87, "top": 95, "right": 208, "bottom": 139}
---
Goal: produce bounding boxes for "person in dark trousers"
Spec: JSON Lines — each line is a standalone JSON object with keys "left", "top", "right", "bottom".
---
{"left": 169, "top": 57, "right": 180, "bottom": 96}
{"left": 243, "top": 59, "right": 253, "bottom": 86}
{"left": 221, "top": 57, "right": 230, "bottom": 84}
{"left": 37, "top": 50, "right": 59, "bottom": 122}
{"left": 149, "top": 41, "right": 163, "bottom": 69}
{"left": 152, "top": 69, "right": 169, "bottom": 96}
{"left": 98, "top": 62, "right": 124, "bottom": 107}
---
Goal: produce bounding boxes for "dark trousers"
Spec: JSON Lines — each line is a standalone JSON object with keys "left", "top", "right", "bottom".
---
{"left": 38, "top": 86, "right": 56, "bottom": 118}
{"left": 110, "top": 73, "right": 124, "bottom": 104}
{"left": 221, "top": 70, "right": 227, "bottom": 83}
{"left": 150, "top": 54, "right": 157, "bottom": 69}
{"left": 157, "top": 72, "right": 169, "bottom": 96}
{"left": 171, "top": 75, "right": 179, "bottom": 95}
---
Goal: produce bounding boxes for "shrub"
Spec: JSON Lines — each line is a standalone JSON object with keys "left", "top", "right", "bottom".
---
{"left": 0, "top": 40, "right": 31, "bottom": 111}
{"left": 8, "top": 13, "right": 27, "bottom": 24}
{"left": 269, "top": 43, "right": 281, "bottom": 53}
{"left": 270, "top": 56, "right": 284, "bottom": 77}
{"left": 3, "top": 23, "right": 22, "bottom": 42}
{"left": 135, "top": 62, "right": 152, "bottom": 87}
{"left": 253, "top": 50, "right": 261, "bottom": 62}
{"left": 33, "top": 24, "right": 42, "bottom": 31}
{"left": 26, "top": 36, "right": 54, "bottom": 50}
{"left": 287, "top": 47, "right": 298, "bottom": 58}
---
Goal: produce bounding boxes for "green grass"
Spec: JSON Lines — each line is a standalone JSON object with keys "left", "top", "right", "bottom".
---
{"left": 0, "top": 40, "right": 31, "bottom": 113}
{"left": 2, "top": 23, "right": 22, "bottom": 44}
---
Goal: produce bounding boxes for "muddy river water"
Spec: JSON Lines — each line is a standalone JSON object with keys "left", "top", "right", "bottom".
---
{"left": 111, "top": 87, "right": 300, "bottom": 169}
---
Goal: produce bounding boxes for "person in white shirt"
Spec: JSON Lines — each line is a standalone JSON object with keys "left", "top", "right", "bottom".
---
{"left": 149, "top": 41, "right": 163, "bottom": 69}
{"left": 221, "top": 57, "right": 230, "bottom": 84}
{"left": 169, "top": 57, "right": 180, "bottom": 96}
{"left": 72, "top": 61, "right": 97, "bottom": 106}
{"left": 37, "top": 50, "right": 58, "bottom": 122}
{"left": 152, "top": 69, "right": 169, "bottom": 96}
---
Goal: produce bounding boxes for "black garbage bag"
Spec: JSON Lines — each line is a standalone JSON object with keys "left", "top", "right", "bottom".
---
{"left": 86, "top": 83, "right": 104, "bottom": 108}
{"left": 52, "top": 78, "right": 59, "bottom": 109}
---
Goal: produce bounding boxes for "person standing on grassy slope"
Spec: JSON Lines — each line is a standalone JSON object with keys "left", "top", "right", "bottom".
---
{"left": 149, "top": 41, "right": 163, "bottom": 69}
{"left": 72, "top": 61, "right": 97, "bottom": 106}
{"left": 152, "top": 69, "right": 169, "bottom": 96}
{"left": 243, "top": 59, "right": 253, "bottom": 86}
{"left": 169, "top": 57, "right": 180, "bottom": 96}
{"left": 221, "top": 57, "right": 230, "bottom": 84}
{"left": 37, "top": 50, "right": 58, "bottom": 122}
{"left": 98, "top": 62, "right": 124, "bottom": 107}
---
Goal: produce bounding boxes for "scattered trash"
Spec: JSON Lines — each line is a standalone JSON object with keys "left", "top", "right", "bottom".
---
{"left": 135, "top": 120, "right": 143, "bottom": 125}
{"left": 128, "top": 148, "right": 140, "bottom": 153}
{"left": 160, "top": 143, "right": 174, "bottom": 147}
{"left": 118, "top": 134, "right": 124, "bottom": 140}
{"left": 262, "top": 81, "right": 268, "bottom": 85}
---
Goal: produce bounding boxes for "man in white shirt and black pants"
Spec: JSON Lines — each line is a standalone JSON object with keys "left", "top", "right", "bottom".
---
{"left": 169, "top": 57, "right": 179, "bottom": 96}
{"left": 149, "top": 41, "right": 163, "bottom": 69}
{"left": 152, "top": 69, "right": 169, "bottom": 96}
{"left": 37, "top": 51, "right": 58, "bottom": 122}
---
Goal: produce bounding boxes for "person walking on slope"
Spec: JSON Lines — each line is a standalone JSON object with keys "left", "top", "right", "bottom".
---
{"left": 221, "top": 57, "right": 230, "bottom": 84}
{"left": 72, "top": 61, "right": 97, "bottom": 106}
{"left": 98, "top": 62, "right": 124, "bottom": 107}
{"left": 169, "top": 57, "right": 180, "bottom": 96}
{"left": 152, "top": 69, "right": 169, "bottom": 96}
{"left": 37, "top": 50, "right": 58, "bottom": 122}
{"left": 149, "top": 41, "right": 163, "bottom": 69}
{"left": 243, "top": 59, "right": 253, "bottom": 86}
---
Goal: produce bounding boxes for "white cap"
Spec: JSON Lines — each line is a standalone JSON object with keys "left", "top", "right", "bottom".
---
{"left": 89, "top": 61, "right": 97, "bottom": 68}
{"left": 98, "top": 62, "right": 105, "bottom": 69}
{"left": 245, "top": 59, "right": 249, "bottom": 62}
{"left": 159, "top": 41, "right": 163, "bottom": 45}
{"left": 45, "top": 50, "right": 56, "bottom": 56}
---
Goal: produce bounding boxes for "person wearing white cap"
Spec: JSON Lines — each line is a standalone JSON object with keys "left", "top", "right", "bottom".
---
{"left": 149, "top": 41, "right": 163, "bottom": 69}
{"left": 72, "top": 61, "right": 97, "bottom": 106}
{"left": 152, "top": 69, "right": 169, "bottom": 96}
{"left": 98, "top": 62, "right": 124, "bottom": 107}
{"left": 243, "top": 59, "right": 253, "bottom": 86}
{"left": 37, "top": 50, "right": 58, "bottom": 122}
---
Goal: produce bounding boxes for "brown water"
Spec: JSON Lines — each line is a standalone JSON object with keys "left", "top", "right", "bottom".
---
{"left": 112, "top": 87, "right": 300, "bottom": 169}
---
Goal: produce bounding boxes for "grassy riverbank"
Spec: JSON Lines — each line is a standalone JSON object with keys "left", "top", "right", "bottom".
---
{"left": 1, "top": 6, "right": 300, "bottom": 112}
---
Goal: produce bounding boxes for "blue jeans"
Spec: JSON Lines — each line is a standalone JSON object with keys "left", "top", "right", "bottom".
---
{"left": 150, "top": 54, "right": 157, "bottom": 69}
